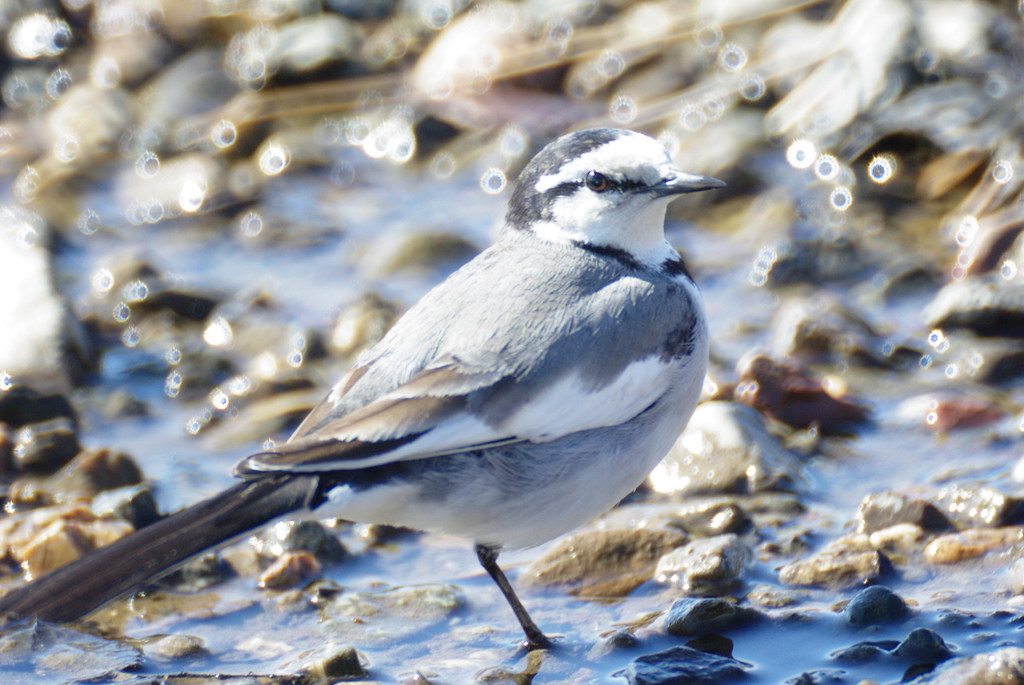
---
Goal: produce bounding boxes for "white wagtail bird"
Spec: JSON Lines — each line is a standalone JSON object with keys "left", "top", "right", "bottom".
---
{"left": 0, "top": 128, "right": 723, "bottom": 649}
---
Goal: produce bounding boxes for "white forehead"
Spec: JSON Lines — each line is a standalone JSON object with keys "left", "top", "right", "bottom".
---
{"left": 535, "top": 132, "right": 674, "bottom": 193}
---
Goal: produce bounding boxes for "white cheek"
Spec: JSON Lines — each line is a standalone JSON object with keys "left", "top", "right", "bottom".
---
{"left": 550, "top": 193, "right": 612, "bottom": 235}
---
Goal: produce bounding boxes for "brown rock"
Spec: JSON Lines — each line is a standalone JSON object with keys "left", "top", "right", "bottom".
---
{"left": 736, "top": 355, "right": 870, "bottom": 433}
{"left": 923, "top": 527, "right": 1024, "bottom": 564}
{"left": 46, "top": 448, "right": 143, "bottom": 499}
{"left": 524, "top": 528, "right": 687, "bottom": 597}
{"left": 856, "top": 491, "right": 952, "bottom": 534}
{"left": 778, "top": 534, "right": 885, "bottom": 589}
{"left": 258, "top": 551, "right": 322, "bottom": 590}
{"left": 18, "top": 520, "right": 93, "bottom": 579}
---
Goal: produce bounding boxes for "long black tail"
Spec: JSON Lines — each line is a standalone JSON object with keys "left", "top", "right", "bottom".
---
{"left": 0, "top": 473, "right": 319, "bottom": 624}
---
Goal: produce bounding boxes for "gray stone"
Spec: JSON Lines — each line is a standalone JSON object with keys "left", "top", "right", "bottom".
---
{"left": 655, "top": 534, "right": 752, "bottom": 595}
{"left": 145, "top": 634, "right": 207, "bottom": 661}
{"left": 932, "top": 485, "right": 1024, "bottom": 528}
{"left": 649, "top": 401, "right": 807, "bottom": 497}
{"left": 615, "top": 645, "right": 750, "bottom": 684}
{"left": 856, "top": 491, "right": 952, "bottom": 534}
{"left": 923, "top": 275, "right": 1024, "bottom": 337}
{"left": 663, "top": 597, "right": 759, "bottom": 636}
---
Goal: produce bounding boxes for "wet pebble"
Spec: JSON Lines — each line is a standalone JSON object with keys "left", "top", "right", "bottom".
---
{"left": 43, "top": 448, "right": 143, "bottom": 500}
{"left": 0, "top": 386, "right": 76, "bottom": 430}
{"left": 923, "top": 275, "right": 1024, "bottom": 337}
{"left": 19, "top": 516, "right": 135, "bottom": 579}
{"left": 868, "top": 523, "right": 927, "bottom": 555}
{"left": 856, "top": 491, "right": 952, "bottom": 534}
{"left": 0, "top": 208, "right": 92, "bottom": 392}
{"left": 524, "top": 528, "right": 687, "bottom": 597}
{"left": 654, "top": 533, "right": 752, "bottom": 595}
{"left": 11, "top": 417, "right": 79, "bottom": 474}
{"left": 735, "top": 355, "right": 871, "bottom": 434}
{"left": 323, "top": 583, "right": 463, "bottom": 622}
{"left": 300, "top": 644, "right": 367, "bottom": 682}
{"left": 615, "top": 644, "right": 751, "bottom": 684}
{"left": 893, "top": 627, "right": 953, "bottom": 663}
{"left": 670, "top": 498, "right": 751, "bottom": 537}
{"left": 0, "top": 621, "right": 142, "bottom": 680}
{"left": 906, "top": 646, "right": 1024, "bottom": 683}
{"left": 897, "top": 393, "right": 1007, "bottom": 432}
{"left": 753, "top": 235, "right": 870, "bottom": 287}
{"left": 90, "top": 484, "right": 160, "bottom": 529}
{"left": 258, "top": 551, "right": 322, "bottom": 590}
{"left": 144, "top": 634, "right": 207, "bottom": 662}
{"left": 923, "top": 526, "right": 1024, "bottom": 564}
{"left": 254, "top": 520, "right": 349, "bottom": 564}
{"left": 745, "top": 583, "right": 807, "bottom": 609}
{"left": 931, "top": 485, "right": 1024, "bottom": 528}
{"left": 160, "top": 552, "right": 233, "bottom": 592}
{"left": 778, "top": 534, "right": 886, "bottom": 589}
{"left": 368, "top": 231, "right": 480, "bottom": 276}
{"left": 844, "top": 585, "right": 909, "bottom": 626}
{"left": 329, "top": 292, "right": 399, "bottom": 357}
{"left": 649, "top": 401, "right": 807, "bottom": 496}
{"left": 770, "top": 294, "right": 890, "bottom": 367}
{"left": 84, "top": 257, "right": 218, "bottom": 332}
{"left": 831, "top": 640, "right": 898, "bottom": 663}
{"left": 661, "top": 597, "right": 761, "bottom": 636}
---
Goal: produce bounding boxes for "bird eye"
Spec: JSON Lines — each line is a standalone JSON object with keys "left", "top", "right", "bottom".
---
{"left": 585, "top": 171, "right": 609, "bottom": 192}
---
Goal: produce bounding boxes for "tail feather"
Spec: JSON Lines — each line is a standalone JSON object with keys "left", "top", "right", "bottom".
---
{"left": 0, "top": 473, "right": 318, "bottom": 624}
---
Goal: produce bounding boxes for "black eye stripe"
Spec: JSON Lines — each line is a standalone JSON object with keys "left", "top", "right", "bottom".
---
{"left": 545, "top": 176, "right": 649, "bottom": 197}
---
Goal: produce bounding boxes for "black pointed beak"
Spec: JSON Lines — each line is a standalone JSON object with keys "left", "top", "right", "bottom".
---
{"left": 649, "top": 172, "right": 726, "bottom": 197}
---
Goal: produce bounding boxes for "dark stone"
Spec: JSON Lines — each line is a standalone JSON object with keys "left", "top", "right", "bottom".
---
{"left": 673, "top": 499, "right": 752, "bottom": 537}
{"left": 830, "top": 641, "right": 896, "bottom": 663}
{"left": 785, "top": 670, "right": 848, "bottom": 684}
{"left": 856, "top": 492, "right": 952, "bottom": 533}
{"left": 663, "top": 597, "right": 760, "bottom": 636}
{"left": 12, "top": 417, "right": 80, "bottom": 473}
{"left": 47, "top": 448, "right": 143, "bottom": 496}
{"left": 308, "top": 645, "right": 366, "bottom": 680}
{"left": 903, "top": 647, "right": 1024, "bottom": 683}
{"left": 925, "top": 276, "right": 1024, "bottom": 338}
{"left": 615, "top": 645, "right": 750, "bottom": 684}
{"left": 893, "top": 628, "right": 953, "bottom": 663}
{"left": 604, "top": 630, "right": 640, "bottom": 650}
{"left": 282, "top": 521, "right": 349, "bottom": 563}
{"left": 91, "top": 484, "right": 161, "bottom": 528}
{"left": 0, "top": 387, "right": 77, "bottom": 429}
{"left": 159, "top": 552, "right": 233, "bottom": 591}
{"left": 687, "top": 634, "right": 734, "bottom": 658}
{"left": 844, "top": 585, "right": 909, "bottom": 626}
{"left": 904, "top": 663, "right": 937, "bottom": 681}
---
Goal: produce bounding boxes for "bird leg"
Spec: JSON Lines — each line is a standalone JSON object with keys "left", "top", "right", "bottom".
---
{"left": 475, "top": 543, "right": 552, "bottom": 650}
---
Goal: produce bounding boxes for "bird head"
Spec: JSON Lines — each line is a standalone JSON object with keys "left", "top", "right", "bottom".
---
{"left": 506, "top": 128, "right": 724, "bottom": 268}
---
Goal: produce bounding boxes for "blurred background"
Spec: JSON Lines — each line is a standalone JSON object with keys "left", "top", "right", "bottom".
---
{"left": 1, "top": 0, "right": 1024, "bottom": 683}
